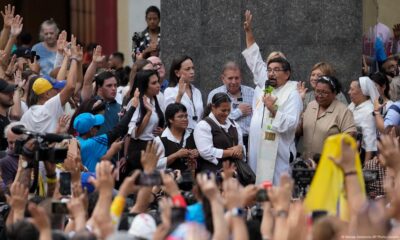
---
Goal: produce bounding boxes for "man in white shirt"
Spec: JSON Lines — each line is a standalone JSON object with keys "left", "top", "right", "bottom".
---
{"left": 21, "top": 45, "right": 78, "bottom": 133}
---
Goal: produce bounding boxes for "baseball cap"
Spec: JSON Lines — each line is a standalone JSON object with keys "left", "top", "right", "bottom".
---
{"left": 128, "top": 213, "right": 157, "bottom": 239}
{"left": 13, "top": 47, "right": 41, "bottom": 60}
{"left": 32, "top": 76, "right": 66, "bottom": 95}
{"left": 73, "top": 112, "right": 105, "bottom": 135}
{"left": 81, "top": 172, "right": 96, "bottom": 193}
{"left": 0, "top": 79, "right": 16, "bottom": 93}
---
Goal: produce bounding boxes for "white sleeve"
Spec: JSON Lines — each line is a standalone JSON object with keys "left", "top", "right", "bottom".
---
{"left": 163, "top": 87, "right": 176, "bottom": 107}
{"left": 128, "top": 105, "right": 140, "bottom": 138}
{"left": 193, "top": 121, "right": 222, "bottom": 165}
{"left": 154, "top": 137, "right": 167, "bottom": 170}
{"left": 271, "top": 91, "right": 303, "bottom": 133}
{"left": 241, "top": 43, "right": 268, "bottom": 88}
{"left": 45, "top": 94, "right": 64, "bottom": 119}
{"left": 234, "top": 121, "right": 247, "bottom": 161}
{"left": 361, "top": 113, "right": 377, "bottom": 152}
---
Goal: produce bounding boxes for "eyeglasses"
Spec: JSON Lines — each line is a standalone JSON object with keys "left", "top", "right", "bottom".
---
{"left": 314, "top": 90, "right": 332, "bottom": 97}
{"left": 175, "top": 114, "right": 188, "bottom": 119}
{"left": 267, "top": 68, "right": 286, "bottom": 73}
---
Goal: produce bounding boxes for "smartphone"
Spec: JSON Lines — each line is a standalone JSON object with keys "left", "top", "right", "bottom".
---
{"left": 378, "top": 96, "right": 384, "bottom": 105}
{"left": 135, "top": 171, "right": 163, "bottom": 186}
{"left": 52, "top": 201, "right": 69, "bottom": 214}
{"left": 59, "top": 172, "right": 71, "bottom": 196}
{"left": 256, "top": 189, "right": 269, "bottom": 202}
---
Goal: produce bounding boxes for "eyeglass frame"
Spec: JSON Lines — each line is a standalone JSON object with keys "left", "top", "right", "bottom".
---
{"left": 266, "top": 68, "right": 287, "bottom": 73}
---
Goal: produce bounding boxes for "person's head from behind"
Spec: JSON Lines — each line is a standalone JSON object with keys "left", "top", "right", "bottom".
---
{"left": 73, "top": 112, "right": 104, "bottom": 138}
{"left": 221, "top": 61, "right": 242, "bottom": 95}
{"left": 4, "top": 122, "right": 26, "bottom": 154}
{"left": 381, "top": 56, "right": 399, "bottom": 78}
{"left": 369, "top": 72, "right": 390, "bottom": 100}
{"left": 6, "top": 220, "right": 39, "bottom": 240}
{"left": 137, "top": 69, "right": 160, "bottom": 98}
{"left": 266, "top": 51, "right": 286, "bottom": 63}
{"left": 348, "top": 80, "right": 368, "bottom": 106}
{"left": 147, "top": 56, "right": 165, "bottom": 80}
{"left": 165, "top": 103, "right": 188, "bottom": 130}
{"left": 267, "top": 57, "right": 291, "bottom": 88}
{"left": 0, "top": 79, "right": 16, "bottom": 109}
{"left": 312, "top": 216, "right": 346, "bottom": 240}
{"left": 169, "top": 56, "right": 194, "bottom": 87}
{"left": 95, "top": 71, "right": 118, "bottom": 102}
{"left": 31, "top": 76, "right": 65, "bottom": 104}
{"left": 310, "top": 62, "right": 335, "bottom": 90}
{"left": 315, "top": 75, "right": 341, "bottom": 108}
{"left": 210, "top": 93, "right": 231, "bottom": 124}
{"left": 145, "top": 6, "right": 160, "bottom": 31}
{"left": 39, "top": 19, "right": 59, "bottom": 47}
{"left": 108, "top": 52, "right": 124, "bottom": 69}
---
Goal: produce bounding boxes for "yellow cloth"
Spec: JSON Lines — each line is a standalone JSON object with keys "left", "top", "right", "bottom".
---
{"left": 304, "top": 133, "right": 365, "bottom": 221}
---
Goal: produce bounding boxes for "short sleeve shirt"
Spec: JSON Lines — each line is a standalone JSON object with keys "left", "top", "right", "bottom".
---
{"left": 302, "top": 100, "right": 357, "bottom": 156}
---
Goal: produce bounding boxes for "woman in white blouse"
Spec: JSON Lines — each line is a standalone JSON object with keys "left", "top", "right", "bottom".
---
{"left": 164, "top": 56, "right": 203, "bottom": 130}
{"left": 194, "top": 93, "right": 245, "bottom": 172}
{"left": 127, "top": 69, "right": 165, "bottom": 172}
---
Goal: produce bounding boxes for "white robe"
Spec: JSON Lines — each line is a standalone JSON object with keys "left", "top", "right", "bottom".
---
{"left": 242, "top": 43, "right": 303, "bottom": 184}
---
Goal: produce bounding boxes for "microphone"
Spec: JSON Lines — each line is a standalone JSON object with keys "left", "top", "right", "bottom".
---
{"left": 11, "top": 125, "right": 72, "bottom": 143}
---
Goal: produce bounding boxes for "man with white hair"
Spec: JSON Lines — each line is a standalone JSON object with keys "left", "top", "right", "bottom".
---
{"left": 31, "top": 19, "right": 59, "bottom": 75}
{"left": 0, "top": 122, "right": 26, "bottom": 189}
{"left": 147, "top": 56, "right": 169, "bottom": 92}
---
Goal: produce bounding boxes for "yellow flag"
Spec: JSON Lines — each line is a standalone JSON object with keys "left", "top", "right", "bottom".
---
{"left": 304, "top": 133, "right": 365, "bottom": 221}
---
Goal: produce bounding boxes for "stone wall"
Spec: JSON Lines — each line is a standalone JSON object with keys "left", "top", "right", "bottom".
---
{"left": 161, "top": 0, "right": 362, "bottom": 100}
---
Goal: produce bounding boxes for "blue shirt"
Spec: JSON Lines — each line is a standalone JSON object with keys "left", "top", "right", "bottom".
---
{"left": 78, "top": 134, "right": 108, "bottom": 172}
{"left": 185, "top": 202, "right": 205, "bottom": 224}
{"left": 31, "top": 42, "right": 56, "bottom": 76}
{"left": 384, "top": 101, "right": 400, "bottom": 127}
{"left": 97, "top": 100, "right": 121, "bottom": 136}
{"left": 160, "top": 79, "right": 169, "bottom": 93}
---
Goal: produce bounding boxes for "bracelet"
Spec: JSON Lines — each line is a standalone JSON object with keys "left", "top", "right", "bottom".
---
{"left": 111, "top": 195, "right": 126, "bottom": 217}
{"left": 46, "top": 177, "right": 57, "bottom": 184}
{"left": 275, "top": 209, "right": 288, "bottom": 218}
{"left": 70, "top": 57, "right": 79, "bottom": 62}
{"left": 344, "top": 171, "right": 357, "bottom": 177}
{"left": 46, "top": 173, "right": 57, "bottom": 179}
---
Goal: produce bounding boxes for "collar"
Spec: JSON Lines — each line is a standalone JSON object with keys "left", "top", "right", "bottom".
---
{"left": 161, "top": 127, "right": 192, "bottom": 144}
{"left": 209, "top": 112, "right": 233, "bottom": 130}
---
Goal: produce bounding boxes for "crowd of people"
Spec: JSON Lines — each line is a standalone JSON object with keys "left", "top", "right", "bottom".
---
{"left": 0, "top": 3, "right": 400, "bottom": 240}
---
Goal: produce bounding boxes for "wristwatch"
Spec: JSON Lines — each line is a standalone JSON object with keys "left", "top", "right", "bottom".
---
{"left": 228, "top": 207, "right": 245, "bottom": 217}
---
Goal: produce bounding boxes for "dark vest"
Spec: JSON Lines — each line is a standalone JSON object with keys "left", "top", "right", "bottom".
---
{"left": 160, "top": 132, "right": 196, "bottom": 171}
{"left": 198, "top": 117, "right": 239, "bottom": 172}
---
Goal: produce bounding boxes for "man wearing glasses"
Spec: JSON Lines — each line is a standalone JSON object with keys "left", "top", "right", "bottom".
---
{"left": 148, "top": 56, "right": 169, "bottom": 92}
{"left": 241, "top": 9, "right": 303, "bottom": 185}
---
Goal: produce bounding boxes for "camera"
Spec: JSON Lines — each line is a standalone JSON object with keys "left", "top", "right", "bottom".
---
{"left": 14, "top": 139, "right": 68, "bottom": 164}
{"left": 132, "top": 32, "right": 144, "bottom": 53}
{"left": 135, "top": 171, "right": 163, "bottom": 186}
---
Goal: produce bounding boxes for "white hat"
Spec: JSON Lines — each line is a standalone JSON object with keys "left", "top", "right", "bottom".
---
{"left": 359, "top": 76, "right": 380, "bottom": 103}
{"left": 128, "top": 213, "right": 157, "bottom": 240}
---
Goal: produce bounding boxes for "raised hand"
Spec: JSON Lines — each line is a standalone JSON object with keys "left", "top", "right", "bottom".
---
{"left": 378, "top": 134, "right": 400, "bottom": 172}
{"left": 244, "top": 10, "right": 253, "bottom": 33}
{"left": 119, "top": 170, "right": 140, "bottom": 197}
{"left": 140, "top": 141, "right": 161, "bottom": 173}
{"left": 89, "top": 161, "right": 115, "bottom": 192}
{"left": 57, "top": 30, "right": 67, "bottom": 54}
{"left": 14, "top": 69, "right": 25, "bottom": 88}
{"left": 177, "top": 77, "right": 187, "bottom": 97}
{"left": 161, "top": 172, "right": 180, "bottom": 197}
{"left": 10, "top": 15, "right": 23, "bottom": 37}
{"left": 6, "top": 182, "right": 28, "bottom": 213}
{"left": 196, "top": 173, "right": 220, "bottom": 201}
{"left": 56, "top": 114, "right": 71, "bottom": 134}
{"left": 28, "top": 203, "right": 51, "bottom": 236}
{"left": 92, "top": 45, "right": 105, "bottom": 64}
{"left": 328, "top": 136, "right": 356, "bottom": 172}
{"left": 297, "top": 81, "right": 308, "bottom": 101}
{"left": 130, "top": 88, "right": 140, "bottom": 108}
{"left": 222, "top": 160, "right": 236, "bottom": 180}
{"left": 223, "top": 178, "right": 244, "bottom": 210}
{"left": 1, "top": 4, "right": 15, "bottom": 28}
{"left": 393, "top": 24, "right": 400, "bottom": 40}
{"left": 268, "top": 174, "right": 293, "bottom": 211}
{"left": 142, "top": 95, "right": 153, "bottom": 111}
{"left": 28, "top": 56, "right": 40, "bottom": 74}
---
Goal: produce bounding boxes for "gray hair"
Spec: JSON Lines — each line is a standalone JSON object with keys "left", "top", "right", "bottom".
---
{"left": 39, "top": 19, "right": 60, "bottom": 41}
{"left": 221, "top": 61, "right": 240, "bottom": 74}
{"left": 4, "top": 122, "right": 25, "bottom": 138}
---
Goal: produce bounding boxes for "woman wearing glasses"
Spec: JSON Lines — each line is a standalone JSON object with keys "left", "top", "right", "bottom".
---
{"left": 299, "top": 75, "right": 357, "bottom": 159}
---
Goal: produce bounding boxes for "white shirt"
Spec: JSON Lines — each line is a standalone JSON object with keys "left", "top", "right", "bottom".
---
{"left": 242, "top": 43, "right": 268, "bottom": 89}
{"left": 194, "top": 113, "right": 244, "bottom": 165}
{"left": 20, "top": 94, "right": 64, "bottom": 133}
{"left": 348, "top": 101, "right": 377, "bottom": 151}
{"left": 153, "top": 127, "right": 193, "bottom": 170}
{"left": 128, "top": 97, "right": 161, "bottom": 140}
{"left": 164, "top": 84, "right": 203, "bottom": 129}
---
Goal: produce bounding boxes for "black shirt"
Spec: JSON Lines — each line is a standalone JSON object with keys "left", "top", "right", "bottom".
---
{"left": 0, "top": 114, "right": 10, "bottom": 151}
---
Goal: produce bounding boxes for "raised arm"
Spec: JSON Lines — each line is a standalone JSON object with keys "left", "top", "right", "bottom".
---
{"left": 59, "top": 34, "right": 79, "bottom": 106}
{"left": 3, "top": 15, "right": 22, "bottom": 61}
{"left": 244, "top": 10, "right": 255, "bottom": 48}
{"left": 0, "top": 5, "right": 14, "bottom": 50}
{"left": 81, "top": 45, "right": 105, "bottom": 101}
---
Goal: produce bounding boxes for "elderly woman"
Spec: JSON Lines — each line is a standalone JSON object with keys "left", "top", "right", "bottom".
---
{"left": 348, "top": 77, "right": 379, "bottom": 161}
{"left": 300, "top": 75, "right": 357, "bottom": 158}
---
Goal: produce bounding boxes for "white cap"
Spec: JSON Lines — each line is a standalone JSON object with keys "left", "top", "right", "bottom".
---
{"left": 128, "top": 213, "right": 157, "bottom": 240}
